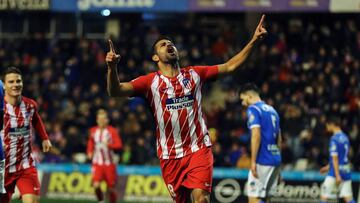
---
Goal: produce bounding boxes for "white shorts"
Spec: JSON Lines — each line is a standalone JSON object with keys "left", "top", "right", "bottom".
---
{"left": 246, "top": 164, "right": 280, "bottom": 198}
{"left": 321, "top": 176, "right": 353, "bottom": 199}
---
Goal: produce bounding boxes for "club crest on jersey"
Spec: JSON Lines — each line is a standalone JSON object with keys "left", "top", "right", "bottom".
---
{"left": 182, "top": 78, "right": 191, "bottom": 89}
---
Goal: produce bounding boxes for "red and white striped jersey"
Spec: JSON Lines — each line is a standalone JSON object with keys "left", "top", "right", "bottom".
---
{"left": 1, "top": 97, "right": 49, "bottom": 173}
{"left": 130, "top": 65, "right": 218, "bottom": 159}
{"left": 87, "top": 126, "right": 122, "bottom": 165}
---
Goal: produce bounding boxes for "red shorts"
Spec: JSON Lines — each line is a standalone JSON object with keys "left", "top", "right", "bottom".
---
{"left": 91, "top": 164, "right": 117, "bottom": 188}
{"left": 160, "top": 147, "right": 213, "bottom": 203}
{"left": 3, "top": 166, "right": 40, "bottom": 198}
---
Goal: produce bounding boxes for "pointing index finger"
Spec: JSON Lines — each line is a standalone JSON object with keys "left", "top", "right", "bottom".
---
{"left": 108, "top": 39, "right": 116, "bottom": 53}
{"left": 257, "top": 14, "right": 265, "bottom": 28}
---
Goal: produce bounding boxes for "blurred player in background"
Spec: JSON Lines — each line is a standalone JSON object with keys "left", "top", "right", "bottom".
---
{"left": 87, "top": 109, "right": 122, "bottom": 203}
{"left": 0, "top": 67, "right": 52, "bottom": 203}
{"left": 106, "top": 14, "right": 267, "bottom": 203}
{"left": 239, "top": 83, "right": 281, "bottom": 203}
{"left": 0, "top": 79, "right": 6, "bottom": 194}
{"left": 320, "top": 117, "right": 355, "bottom": 203}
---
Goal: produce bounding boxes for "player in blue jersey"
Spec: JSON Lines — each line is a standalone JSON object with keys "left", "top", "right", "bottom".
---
{"left": 0, "top": 79, "right": 6, "bottom": 194}
{"left": 320, "top": 117, "right": 355, "bottom": 203}
{"left": 239, "top": 83, "right": 281, "bottom": 203}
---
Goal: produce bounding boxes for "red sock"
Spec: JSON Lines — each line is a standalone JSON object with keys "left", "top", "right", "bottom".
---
{"left": 95, "top": 187, "right": 103, "bottom": 201}
{"left": 109, "top": 190, "right": 117, "bottom": 203}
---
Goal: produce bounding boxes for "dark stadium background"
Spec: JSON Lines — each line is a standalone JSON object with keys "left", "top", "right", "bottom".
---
{"left": 1, "top": 0, "right": 360, "bottom": 202}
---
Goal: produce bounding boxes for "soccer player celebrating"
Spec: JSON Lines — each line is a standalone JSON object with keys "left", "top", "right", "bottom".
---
{"left": 239, "top": 83, "right": 281, "bottom": 203}
{"left": 106, "top": 15, "right": 267, "bottom": 203}
{"left": 0, "top": 79, "right": 6, "bottom": 194}
{"left": 320, "top": 117, "right": 355, "bottom": 203}
{"left": 0, "top": 67, "right": 52, "bottom": 203}
{"left": 87, "top": 109, "right": 122, "bottom": 203}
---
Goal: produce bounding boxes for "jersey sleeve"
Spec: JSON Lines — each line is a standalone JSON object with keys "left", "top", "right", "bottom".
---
{"left": 86, "top": 128, "right": 95, "bottom": 156}
{"left": 247, "top": 106, "right": 261, "bottom": 129}
{"left": 0, "top": 80, "right": 3, "bottom": 110}
{"left": 191, "top": 65, "right": 219, "bottom": 82}
{"left": 31, "top": 101, "right": 49, "bottom": 141}
{"left": 0, "top": 81, "right": 3, "bottom": 132}
{"left": 107, "top": 127, "right": 122, "bottom": 150}
{"left": 329, "top": 138, "right": 338, "bottom": 156}
{"left": 129, "top": 74, "right": 153, "bottom": 96}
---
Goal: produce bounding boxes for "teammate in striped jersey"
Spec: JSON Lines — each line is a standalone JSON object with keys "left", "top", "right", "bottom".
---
{"left": 87, "top": 109, "right": 122, "bottom": 203}
{"left": 0, "top": 79, "right": 6, "bottom": 194}
{"left": 106, "top": 15, "right": 268, "bottom": 203}
{"left": 0, "top": 67, "right": 52, "bottom": 203}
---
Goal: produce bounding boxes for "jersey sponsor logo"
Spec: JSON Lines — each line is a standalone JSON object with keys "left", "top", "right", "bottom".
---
{"left": 267, "top": 144, "right": 280, "bottom": 155}
{"left": 165, "top": 95, "right": 194, "bottom": 111}
{"left": 339, "top": 164, "right": 351, "bottom": 172}
{"left": 8, "top": 126, "right": 30, "bottom": 137}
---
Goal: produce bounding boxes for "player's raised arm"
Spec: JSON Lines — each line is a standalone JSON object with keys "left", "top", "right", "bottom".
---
{"left": 217, "top": 14, "right": 267, "bottom": 75}
{"left": 106, "top": 39, "right": 134, "bottom": 97}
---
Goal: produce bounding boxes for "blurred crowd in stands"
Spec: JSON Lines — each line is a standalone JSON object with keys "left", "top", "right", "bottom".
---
{"left": 0, "top": 13, "right": 359, "bottom": 171}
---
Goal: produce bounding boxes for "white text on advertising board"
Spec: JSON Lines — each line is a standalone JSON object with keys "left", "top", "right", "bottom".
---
{"left": 78, "top": 0, "right": 155, "bottom": 11}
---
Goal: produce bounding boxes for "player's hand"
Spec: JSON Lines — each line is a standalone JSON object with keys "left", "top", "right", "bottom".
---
{"left": 87, "top": 153, "right": 93, "bottom": 160}
{"left": 335, "top": 175, "right": 342, "bottom": 186}
{"left": 106, "top": 39, "right": 121, "bottom": 69}
{"left": 251, "top": 162, "right": 258, "bottom": 178}
{"left": 42, "top": 139, "right": 52, "bottom": 153}
{"left": 319, "top": 165, "right": 329, "bottom": 174}
{"left": 252, "top": 14, "right": 267, "bottom": 41}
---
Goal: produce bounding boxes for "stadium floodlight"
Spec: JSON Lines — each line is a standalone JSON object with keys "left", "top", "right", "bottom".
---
{"left": 101, "top": 9, "right": 111, "bottom": 17}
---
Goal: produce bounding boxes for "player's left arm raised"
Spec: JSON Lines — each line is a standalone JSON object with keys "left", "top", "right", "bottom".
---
{"left": 217, "top": 14, "right": 267, "bottom": 75}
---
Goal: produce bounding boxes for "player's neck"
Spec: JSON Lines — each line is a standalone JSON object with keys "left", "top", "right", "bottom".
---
{"left": 4, "top": 95, "right": 21, "bottom": 106}
{"left": 333, "top": 128, "right": 342, "bottom": 134}
{"left": 251, "top": 97, "right": 261, "bottom": 104}
{"left": 98, "top": 125, "right": 106, "bottom": 129}
{"left": 158, "top": 62, "right": 180, "bottom": 77}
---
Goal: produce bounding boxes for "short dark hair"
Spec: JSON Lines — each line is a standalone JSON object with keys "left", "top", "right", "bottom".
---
{"left": 326, "top": 116, "right": 341, "bottom": 127}
{"left": 239, "top": 83, "right": 260, "bottom": 95}
{"left": 3, "top": 67, "right": 22, "bottom": 78}
{"left": 151, "top": 36, "right": 174, "bottom": 55}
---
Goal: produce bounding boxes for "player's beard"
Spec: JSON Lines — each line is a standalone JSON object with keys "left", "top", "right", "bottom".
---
{"left": 165, "top": 53, "right": 179, "bottom": 64}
